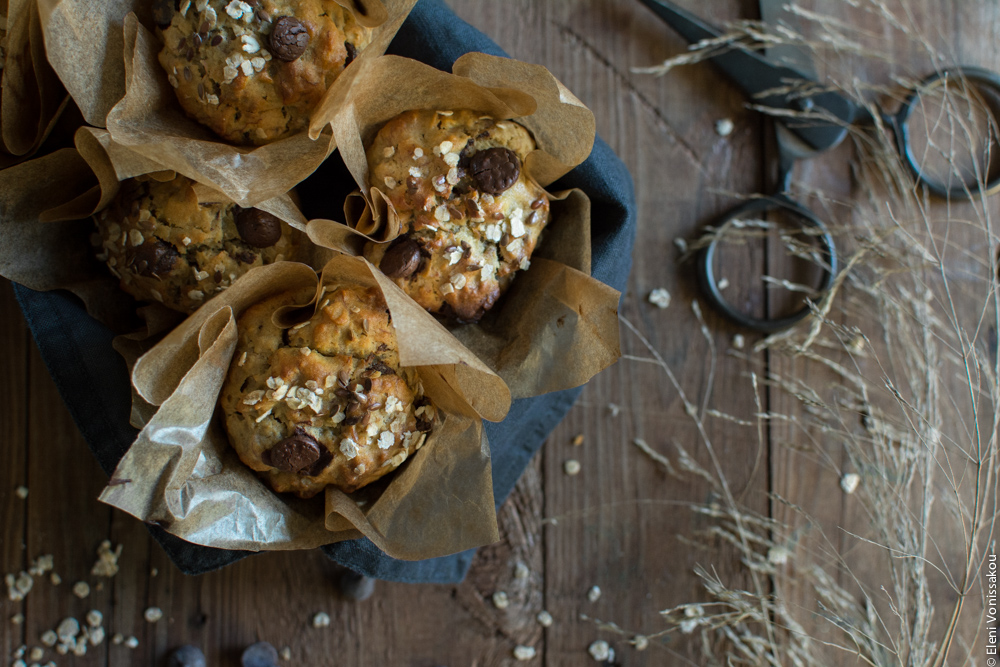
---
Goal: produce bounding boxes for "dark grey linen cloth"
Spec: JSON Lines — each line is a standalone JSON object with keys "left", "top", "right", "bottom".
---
{"left": 13, "top": 0, "right": 636, "bottom": 583}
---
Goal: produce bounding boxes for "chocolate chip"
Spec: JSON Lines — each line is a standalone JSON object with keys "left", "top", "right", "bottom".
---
{"left": 270, "top": 16, "right": 310, "bottom": 61}
{"left": 236, "top": 250, "right": 257, "bottom": 264}
{"left": 379, "top": 237, "right": 421, "bottom": 279}
{"left": 241, "top": 642, "right": 277, "bottom": 667}
{"left": 267, "top": 432, "right": 322, "bottom": 474}
{"left": 235, "top": 208, "right": 283, "bottom": 248}
{"left": 168, "top": 645, "right": 206, "bottom": 667}
{"left": 129, "top": 239, "right": 179, "bottom": 277}
{"left": 344, "top": 41, "right": 358, "bottom": 67}
{"left": 302, "top": 448, "right": 333, "bottom": 477}
{"left": 210, "top": 34, "right": 223, "bottom": 46}
{"left": 152, "top": 0, "right": 174, "bottom": 28}
{"left": 470, "top": 147, "right": 521, "bottom": 195}
{"left": 213, "top": 271, "right": 222, "bottom": 283}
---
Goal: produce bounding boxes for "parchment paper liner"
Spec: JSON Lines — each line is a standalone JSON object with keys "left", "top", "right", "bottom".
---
{"left": 36, "top": 0, "right": 416, "bottom": 207}
{"left": 98, "top": 254, "right": 510, "bottom": 558}
{"left": 0, "top": 126, "right": 312, "bottom": 331}
{"left": 306, "top": 53, "right": 621, "bottom": 398}
{"left": 1, "top": 0, "right": 68, "bottom": 165}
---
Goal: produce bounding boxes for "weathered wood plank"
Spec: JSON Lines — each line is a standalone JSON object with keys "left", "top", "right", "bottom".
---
{"left": 21, "top": 340, "right": 113, "bottom": 666}
{"left": 0, "top": 281, "right": 29, "bottom": 665}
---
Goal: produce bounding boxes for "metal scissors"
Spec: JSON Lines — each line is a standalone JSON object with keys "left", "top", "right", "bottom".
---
{"left": 640, "top": 0, "right": 1000, "bottom": 332}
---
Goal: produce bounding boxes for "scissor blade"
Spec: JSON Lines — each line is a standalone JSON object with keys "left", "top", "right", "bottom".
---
{"left": 759, "top": 0, "right": 818, "bottom": 79}
{"left": 636, "top": 0, "right": 726, "bottom": 45}
{"left": 640, "top": 0, "right": 857, "bottom": 154}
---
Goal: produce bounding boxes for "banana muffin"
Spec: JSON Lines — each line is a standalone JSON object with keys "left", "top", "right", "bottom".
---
{"left": 94, "top": 173, "right": 297, "bottom": 313}
{"left": 220, "top": 284, "right": 437, "bottom": 497}
{"left": 363, "top": 109, "right": 551, "bottom": 322}
{"left": 156, "top": 0, "right": 374, "bottom": 145}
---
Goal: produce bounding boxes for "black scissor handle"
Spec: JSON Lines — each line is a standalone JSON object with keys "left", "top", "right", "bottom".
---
{"left": 894, "top": 66, "right": 1000, "bottom": 199}
{"left": 697, "top": 195, "right": 838, "bottom": 333}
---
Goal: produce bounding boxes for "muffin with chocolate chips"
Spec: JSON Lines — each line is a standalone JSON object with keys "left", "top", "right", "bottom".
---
{"left": 94, "top": 173, "right": 298, "bottom": 313}
{"left": 362, "top": 109, "right": 551, "bottom": 322}
{"left": 220, "top": 284, "right": 437, "bottom": 497}
{"left": 156, "top": 0, "right": 374, "bottom": 145}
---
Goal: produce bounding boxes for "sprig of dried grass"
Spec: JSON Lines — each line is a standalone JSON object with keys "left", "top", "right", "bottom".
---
{"left": 620, "top": 2, "right": 999, "bottom": 665}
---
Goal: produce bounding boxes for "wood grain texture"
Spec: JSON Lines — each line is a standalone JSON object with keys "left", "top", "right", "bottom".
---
{"left": 2, "top": 1, "right": 996, "bottom": 665}
{"left": 0, "top": 282, "right": 29, "bottom": 665}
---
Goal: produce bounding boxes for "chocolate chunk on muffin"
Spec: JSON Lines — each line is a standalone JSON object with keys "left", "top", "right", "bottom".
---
{"left": 220, "top": 284, "right": 437, "bottom": 497}
{"left": 94, "top": 173, "right": 297, "bottom": 313}
{"left": 362, "top": 109, "right": 552, "bottom": 322}
{"left": 157, "top": 0, "right": 374, "bottom": 145}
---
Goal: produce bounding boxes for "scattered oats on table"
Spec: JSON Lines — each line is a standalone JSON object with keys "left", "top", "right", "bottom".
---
{"left": 280, "top": 646, "right": 292, "bottom": 661}
{"left": 91, "top": 540, "right": 123, "bottom": 577}
{"left": 632, "top": 634, "right": 650, "bottom": 650}
{"left": 86, "top": 610, "right": 102, "bottom": 628}
{"left": 29, "top": 646, "right": 44, "bottom": 661}
{"left": 72, "top": 581, "right": 90, "bottom": 599}
{"left": 588, "top": 640, "right": 612, "bottom": 661}
{"left": 491, "top": 591, "right": 509, "bottom": 610}
{"left": 715, "top": 118, "right": 735, "bottom": 136}
{"left": 732, "top": 333, "right": 746, "bottom": 350}
{"left": 607, "top": 403, "right": 621, "bottom": 417}
{"left": 56, "top": 618, "right": 79, "bottom": 643}
{"left": 40, "top": 630, "right": 57, "bottom": 646}
{"left": 28, "top": 554, "right": 53, "bottom": 577}
{"left": 840, "top": 472, "right": 861, "bottom": 494}
{"left": 10, "top": 612, "right": 24, "bottom": 625}
{"left": 144, "top": 606, "right": 164, "bottom": 623}
{"left": 513, "top": 645, "right": 536, "bottom": 661}
{"left": 647, "top": 288, "right": 671, "bottom": 309}
{"left": 536, "top": 610, "right": 554, "bottom": 627}
{"left": 514, "top": 561, "right": 530, "bottom": 580}
{"left": 124, "top": 636, "right": 139, "bottom": 649}
{"left": 15, "top": 485, "right": 28, "bottom": 499}
{"left": 312, "top": 612, "right": 331, "bottom": 628}
{"left": 571, "top": 434, "right": 584, "bottom": 446}
{"left": 587, "top": 585, "right": 601, "bottom": 602}
{"left": 563, "top": 459, "right": 581, "bottom": 476}
{"left": 767, "top": 545, "right": 791, "bottom": 565}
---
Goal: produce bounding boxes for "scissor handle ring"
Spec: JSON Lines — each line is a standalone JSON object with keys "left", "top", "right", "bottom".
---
{"left": 697, "top": 196, "right": 838, "bottom": 333}
{"left": 895, "top": 66, "right": 1000, "bottom": 199}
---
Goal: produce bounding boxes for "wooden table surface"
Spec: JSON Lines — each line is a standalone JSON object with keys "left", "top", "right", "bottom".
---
{"left": 2, "top": 1, "right": 997, "bottom": 665}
